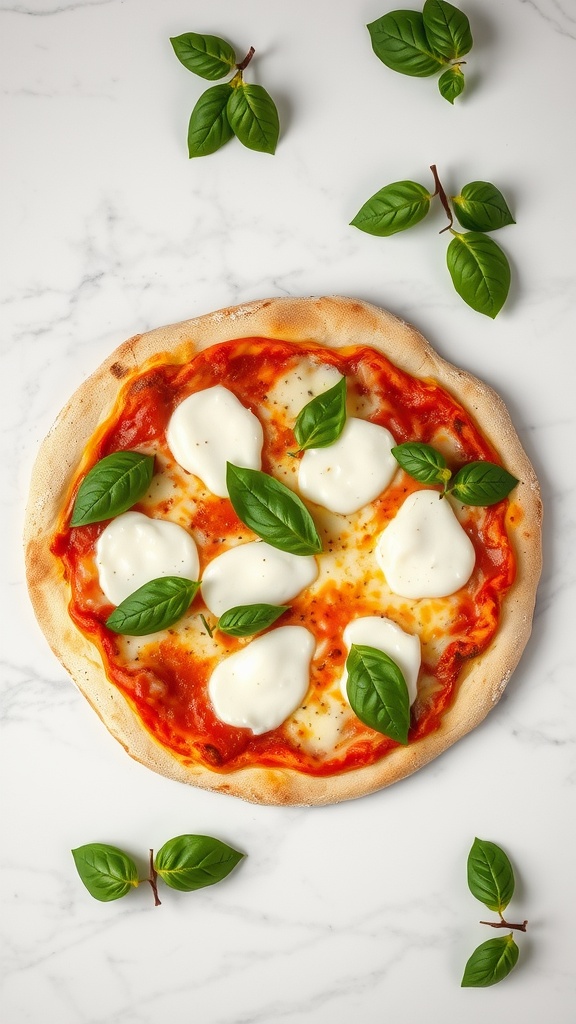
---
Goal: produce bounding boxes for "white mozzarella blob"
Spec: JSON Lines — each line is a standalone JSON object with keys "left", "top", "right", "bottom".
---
{"left": 266, "top": 362, "right": 343, "bottom": 418}
{"left": 95, "top": 511, "right": 199, "bottom": 606}
{"left": 376, "top": 489, "right": 476, "bottom": 599}
{"left": 166, "top": 385, "right": 263, "bottom": 497}
{"left": 298, "top": 417, "right": 397, "bottom": 515}
{"left": 208, "top": 626, "right": 315, "bottom": 735}
{"left": 201, "top": 540, "right": 318, "bottom": 616}
{"left": 339, "top": 616, "right": 421, "bottom": 706}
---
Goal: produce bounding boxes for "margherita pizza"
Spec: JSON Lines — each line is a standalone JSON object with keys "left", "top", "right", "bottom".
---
{"left": 24, "top": 297, "right": 542, "bottom": 804}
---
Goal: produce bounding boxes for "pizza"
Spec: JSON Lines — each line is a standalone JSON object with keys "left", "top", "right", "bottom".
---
{"left": 24, "top": 296, "right": 542, "bottom": 805}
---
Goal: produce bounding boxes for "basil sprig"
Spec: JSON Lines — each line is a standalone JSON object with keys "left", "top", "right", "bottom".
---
{"left": 73, "top": 835, "right": 244, "bottom": 907}
{"left": 171, "top": 32, "right": 279, "bottom": 156}
{"left": 368, "top": 1, "right": 473, "bottom": 103}
{"left": 71, "top": 451, "right": 154, "bottom": 527}
{"left": 346, "top": 644, "right": 410, "bottom": 744}
{"left": 392, "top": 442, "right": 518, "bottom": 505}
{"left": 218, "top": 603, "right": 288, "bottom": 638}
{"left": 352, "top": 164, "right": 515, "bottom": 317}
{"left": 462, "top": 838, "right": 528, "bottom": 987}
{"left": 106, "top": 577, "right": 200, "bottom": 636}
{"left": 226, "top": 463, "right": 322, "bottom": 556}
{"left": 293, "top": 376, "right": 347, "bottom": 450}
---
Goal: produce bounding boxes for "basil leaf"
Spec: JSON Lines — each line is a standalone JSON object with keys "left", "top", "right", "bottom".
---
{"left": 467, "top": 838, "right": 515, "bottom": 913}
{"left": 422, "top": 0, "right": 473, "bottom": 60}
{"left": 438, "top": 65, "right": 465, "bottom": 104}
{"left": 106, "top": 577, "right": 200, "bottom": 636}
{"left": 294, "top": 376, "right": 347, "bottom": 451}
{"left": 71, "top": 451, "right": 154, "bottom": 527}
{"left": 367, "top": 11, "right": 446, "bottom": 77}
{"left": 391, "top": 442, "right": 450, "bottom": 485}
{"left": 461, "top": 934, "right": 519, "bottom": 987}
{"left": 446, "top": 231, "right": 511, "bottom": 318}
{"left": 170, "top": 33, "right": 236, "bottom": 80}
{"left": 155, "top": 835, "right": 244, "bottom": 892}
{"left": 218, "top": 603, "right": 289, "bottom": 637}
{"left": 72, "top": 843, "right": 138, "bottom": 902}
{"left": 452, "top": 181, "right": 516, "bottom": 232}
{"left": 227, "top": 82, "right": 279, "bottom": 154}
{"left": 450, "top": 461, "right": 518, "bottom": 506}
{"left": 351, "top": 181, "right": 431, "bottom": 237}
{"left": 188, "top": 84, "right": 234, "bottom": 158}
{"left": 226, "top": 463, "right": 322, "bottom": 556}
{"left": 346, "top": 644, "right": 410, "bottom": 744}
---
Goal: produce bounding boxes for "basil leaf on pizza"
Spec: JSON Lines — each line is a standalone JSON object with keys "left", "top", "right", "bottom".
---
{"left": 438, "top": 64, "right": 465, "bottom": 104}
{"left": 218, "top": 603, "right": 289, "bottom": 637}
{"left": 72, "top": 843, "right": 139, "bottom": 902}
{"left": 70, "top": 451, "right": 154, "bottom": 526}
{"left": 446, "top": 231, "right": 511, "bottom": 319}
{"left": 367, "top": 11, "right": 446, "bottom": 77}
{"left": 351, "top": 181, "right": 431, "bottom": 237}
{"left": 294, "top": 376, "right": 347, "bottom": 450}
{"left": 154, "top": 835, "right": 244, "bottom": 891}
{"left": 188, "top": 84, "right": 234, "bottom": 158}
{"left": 226, "top": 81, "right": 279, "bottom": 155}
{"left": 452, "top": 181, "right": 515, "bottom": 232}
{"left": 461, "top": 934, "right": 519, "bottom": 988}
{"left": 346, "top": 644, "right": 410, "bottom": 744}
{"left": 226, "top": 463, "right": 322, "bottom": 555}
{"left": 450, "top": 462, "right": 518, "bottom": 505}
{"left": 422, "top": 0, "right": 473, "bottom": 60}
{"left": 391, "top": 441, "right": 451, "bottom": 485}
{"left": 467, "top": 838, "right": 515, "bottom": 913}
{"left": 106, "top": 577, "right": 200, "bottom": 636}
{"left": 170, "top": 33, "right": 237, "bottom": 80}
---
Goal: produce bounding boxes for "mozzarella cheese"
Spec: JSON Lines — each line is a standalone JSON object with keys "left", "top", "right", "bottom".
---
{"left": 298, "top": 417, "right": 397, "bottom": 515}
{"left": 339, "top": 616, "right": 421, "bottom": 706}
{"left": 208, "top": 626, "right": 315, "bottom": 734}
{"left": 376, "top": 489, "right": 476, "bottom": 599}
{"left": 201, "top": 540, "right": 318, "bottom": 616}
{"left": 95, "top": 511, "right": 199, "bottom": 606}
{"left": 166, "top": 385, "right": 263, "bottom": 497}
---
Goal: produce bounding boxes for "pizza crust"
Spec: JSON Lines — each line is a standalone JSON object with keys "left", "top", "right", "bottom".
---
{"left": 24, "top": 296, "right": 542, "bottom": 804}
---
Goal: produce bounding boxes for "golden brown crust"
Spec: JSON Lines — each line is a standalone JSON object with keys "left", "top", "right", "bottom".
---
{"left": 24, "top": 296, "right": 542, "bottom": 805}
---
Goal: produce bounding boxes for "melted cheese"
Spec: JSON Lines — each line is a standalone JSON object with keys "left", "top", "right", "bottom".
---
{"left": 201, "top": 540, "right": 318, "bottom": 616}
{"left": 298, "top": 417, "right": 397, "bottom": 514}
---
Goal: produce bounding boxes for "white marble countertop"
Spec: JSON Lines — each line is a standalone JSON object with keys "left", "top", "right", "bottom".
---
{"left": 2, "top": 1, "right": 575, "bottom": 1021}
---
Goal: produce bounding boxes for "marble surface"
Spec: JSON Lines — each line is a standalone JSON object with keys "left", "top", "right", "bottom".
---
{"left": 2, "top": 1, "right": 575, "bottom": 1021}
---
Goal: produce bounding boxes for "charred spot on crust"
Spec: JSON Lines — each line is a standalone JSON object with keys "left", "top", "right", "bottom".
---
{"left": 110, "top": 362, "right": 128, "bottom": 379}
{"left": 203, "top": 744, "right": 223, "bottom": 766}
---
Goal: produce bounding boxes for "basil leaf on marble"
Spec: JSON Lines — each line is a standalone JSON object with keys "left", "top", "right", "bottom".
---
{"left": 72, "top": 843, "right": 139, "bottom": 902}
{"left": 155, "top": 835, "right": 244, "bottom": 891}
{"left": 467, "top": 838, "right": 516, "bottom": 912}
{"left": 226, "top": 463, "right": 322, "bottom": 556}
{"left": 391, "top": 442, "right": 451, "bottom": 486}
{"left": 188, "top": 84, "right": 234, "bottom": 158}
{"left": 71, "top": 451, "right": 154, "bottom": 527}
{"left": 438, "top": 64, "right": 465, "bottom": 103}
{"left": 346, "top": 644, "right": 410, "bottom": 744}
{"left": 218, "top": 603, "right": 289, "bottom": 637}
{"left": 461, "top": 934, "right": 519, "bottom": 987}
{"left": 446, "top": 231, "right": 511, "bottom": 318}
{"left": 170, "top": 33, "right": 236, "bottom": 80}
{"left": 351, "top": 181, "right": 431, "bottom": 236}
{"left": 450, "top": 462, "right": 518, "bottom": 505}
{"left": 294, "top": 376, "right": 347, "bottom": 450}
{"left": 452, "top": 181, "right": 515, "bottom": 232}
{"left": 226, "top": 81, "right": 279, "bottom": 154}
{"left": 422, "top": 0, "right": 472, "bottom": 60}
{"left": 106, "top": 577, "right": 200, "bottom": 636}
{"left": 367, "top": 11, "right": 446, "bottom": 77}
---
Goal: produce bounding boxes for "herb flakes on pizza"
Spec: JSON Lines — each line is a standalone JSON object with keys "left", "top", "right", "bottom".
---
{"left": 24, "top": 297, "right": 542, "bottom": 805}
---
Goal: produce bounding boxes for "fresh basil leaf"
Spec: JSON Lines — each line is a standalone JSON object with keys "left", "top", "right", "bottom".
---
{"left": 452, "top": 181, "right": 516, "bottom": 232}
{"left": 446, "top": 231, "right": 511, "bottom": 318}
{"left": 346, "top": 644, "right": 410, "bottom": 744}
{"left": 170, "top": 33, "right": 236, "bottom": 80}
{"left": 188, "top": 84, "right": 234, "bottom": 158}
{"left": 71, "top": 451, "right": 154, "bottom": 527}
{"left": 227, "top": 82, "right": 279, "bottom": 154}
{"left": 450, "top": 462, "right": 518, "bottom": 506}
{"left": 226, "top": 463, "right": 322, "bottom": 556}
{"left": 467, "top": 838, "right": 515, "bottom": 913}
{"left": 367, "top": 11, "right": 446, "bottom": 77}
{"left": 461, "top": 934, "right": 519, "bottom": 987}
{"left": 438, "top": 64, "right": 465, "bottom": 103}
{"left": 422, "top": 0, "right": 473, "bottom": 60}
{"left": 351, "top": 181, "right": 431, "bottom": 237}
{"left": 106, "top": 577, "right": 200, "bottom": 636}
{"left": 294, "top": 376, "right": 347, "bottom": 451}
{"left": 155, "top": 835, "right": 244, "bottom": 892}
{"left": 218, "top": 603, "right": 289, "bottom": 637}
{"left": 391, "top": 442, "right": 451, "bottom": 485}
{"left": 72, "top": 843, "right": 138, "bottom": 902}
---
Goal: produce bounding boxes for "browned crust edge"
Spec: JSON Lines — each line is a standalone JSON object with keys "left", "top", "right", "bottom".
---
{"left": 23, "top": 296, "right": 543, "bottom": 805}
